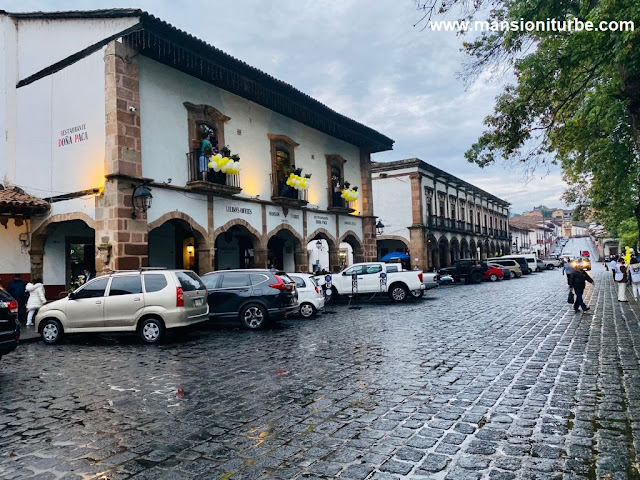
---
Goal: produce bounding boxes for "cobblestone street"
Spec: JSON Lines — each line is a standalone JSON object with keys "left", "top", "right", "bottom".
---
{"left": 2, "top": 264, "right": 640, "bottom": 479}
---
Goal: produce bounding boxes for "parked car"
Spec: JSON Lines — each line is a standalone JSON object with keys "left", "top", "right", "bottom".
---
{"left": 495, "top": 255, "right": 534, "bottom": 275}
{"left": 488, "top": 263, "right": 511, "bottom": 280}
{"left": 438, "top": 274, "right": 454, "bottom": 285}
{"left": 439, "top": 259, "right": 487, "bottom": 284}
{"left": 385, "top": 263, "right": 438, "bottom": 297}
{"left": 330, "top": 262, "right": 425, "bottom": 302}
{"left": 36, "top": 269, "right": 209, "bottom": 344}
{"left": 202, "top": 269, "right": 298, "bottom": 329}
{"left": 487, "top": 258, "right": 523, "bottom": 278}
{"left": 483, "top": 264, "right": 504, "bottom": 282}
{"left": 0, "top": 290, "right": 20, "bottom": 361}
{"left": 542, "top": 256, "right": 563, "bottom": 269}
{"left": 535, "top": 258, "right": 546, "bottom": 272}
{"left": 288, "top": 273, "right": 325, "bottom": 318}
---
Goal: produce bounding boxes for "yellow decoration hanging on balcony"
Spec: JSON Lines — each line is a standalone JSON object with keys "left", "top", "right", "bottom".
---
{"left": 285, "top": 173, "right": 309, "bottom": 191}
{"left": 207, "top": 154, "right": 240, "bottom": 175}
{"left": 341, "top": 188, "right": 360, "bottom": 202}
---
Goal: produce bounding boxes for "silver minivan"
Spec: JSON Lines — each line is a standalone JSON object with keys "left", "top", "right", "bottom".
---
{"left": 35, "top": 269, "right": 209, "bottom": 344}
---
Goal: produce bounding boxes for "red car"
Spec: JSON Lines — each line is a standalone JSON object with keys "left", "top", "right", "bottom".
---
{"left": 483, "top": 264, "right": 504, "bottom": 282}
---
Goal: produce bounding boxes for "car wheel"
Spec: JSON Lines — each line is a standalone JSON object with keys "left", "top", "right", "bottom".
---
{"left": 389, "top": 284, "right": 408, "bottom": 302}
{"left": 139, "top": 317, "right": 164, "bottom": 344}
{"left": 489, "top": 273, "right": 498, "bottom": 282}
{"left": 299, "top": 302, "right": 316, "bottom": 318}
{"left": 240, "top": 304, "right": 268, "bottom": 329}
{"left": 410, "top": 289, "right": 424, "bottom": 299}
{"left": 40, "top": 319, "right": 63, "bottom": 345}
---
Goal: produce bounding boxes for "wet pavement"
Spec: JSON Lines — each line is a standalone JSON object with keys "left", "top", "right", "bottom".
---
{"left": 1, "top": 264, "right": 639, "bottom": 479}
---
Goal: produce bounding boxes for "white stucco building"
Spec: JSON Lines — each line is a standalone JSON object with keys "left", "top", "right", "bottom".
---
{"left": 0, "top": 9, "right": 393, "bottom": 296}
{"left": 372, "top": 159, "right": 510, "bottom": 270}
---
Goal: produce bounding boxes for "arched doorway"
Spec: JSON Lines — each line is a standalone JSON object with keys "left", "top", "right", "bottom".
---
{"left": 438, "top": 237, "right": 450, "bottom": 268}
{"left": 148, "top": 218, "right": 207, "bottom": 272}
{"left": 450, "top": 237, "right": 460, "bottom": 263}
{"left": 339, "top": 232, "right": 364, "bottom": 269}
{"left": 214, "top": 225, "right": 260, "bottom": 270}
{"left": 377, "top": 236, "right": 410, "bottom": 269}
{"left": 268, "top": 227, "right": 304, "bottom": 272}
{"left": 469, "top": 239, "right": 477, "bottom": 260}
{"left": 460, "top": 238, "right": 469, "bottom": 259}
{"left": 427, "top": 234, "right": 438, "bottom": 270}
{"left": 483, "top": 239, "right": 490, "bottom": 259}
{"left": 31, "top": 217, "right": 96, "bottom": 297}
{"left": 490, "top": 241, "right": 496, "bottom": 258}
{"left": 307, "top": 229, "right": 337, "bottom": 273}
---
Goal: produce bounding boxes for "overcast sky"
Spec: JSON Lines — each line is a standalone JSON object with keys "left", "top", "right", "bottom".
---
{"left": 5, "top": 0, "right": 568, "bottom": 214}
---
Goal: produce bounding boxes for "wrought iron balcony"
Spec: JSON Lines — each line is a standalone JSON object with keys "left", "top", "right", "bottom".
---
{"left": 270, "top": 174, "right": 308, "bottom": 207}
{"left": 186, "top": 151, "right": 241, "bottom": 195}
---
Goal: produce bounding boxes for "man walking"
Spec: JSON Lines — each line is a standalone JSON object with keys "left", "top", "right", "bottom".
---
{"left": 568, "top": 263, "right": 594, "bottom": 313}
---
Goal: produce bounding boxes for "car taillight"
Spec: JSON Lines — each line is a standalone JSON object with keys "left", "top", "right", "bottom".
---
{"left": 269, "top": 276, "right": 294, "bottom": 291}
{"left": 418, "top": 273, "right": 423, "bottom": 282}
{"left": 314, "top": 286, "right": 320, "bottom": 294}
{"left": 176, "top": 287, "right": 184, "bottom": 307}
{"left": 8, "top": 300, "right": 18, "bottom": 313}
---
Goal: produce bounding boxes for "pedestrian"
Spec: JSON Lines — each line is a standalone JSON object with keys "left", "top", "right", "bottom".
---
{"left": 613, "top": 258, "right": 628, "bottom": 302}
{"left": 568, "top": 263, "right": 594, "bottom": 313}
{"left": 629, "top": 256, "right": 640, "bottom": 301}
{"left": 83, "top": 267, "right": 93, "bottom": 283}
{"left": 6, "top": 274, "right": 27, "bottom": 323}
{"left": 199, "top": 132, "right": 215, "bottom": 181}
{"left": 25, "top": 278, "right": 46, "bottom": 326}
{"left": 562, "top": 258, "right": 575, "bottom": 286}
{"left": 610, "top": 255, "right": 618, "bottom": 280}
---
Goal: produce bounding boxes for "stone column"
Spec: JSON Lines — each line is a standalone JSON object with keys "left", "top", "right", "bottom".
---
{"left": 408, "top": 226, "right": 427, "bottom": 271}
{"left": 360, "top": 150, "right": 378, "bottom": 262}
{"left": 95, "top": 40, "right": 148, "bottom": 272}
{"left": 294, "top": 246, "right": 307, "bottom": 273}
{"left": 253, "top": 247, "right": 268, "bottom": 268}
{"left": 328, "top": 247, "right": 341, "bottom": 273}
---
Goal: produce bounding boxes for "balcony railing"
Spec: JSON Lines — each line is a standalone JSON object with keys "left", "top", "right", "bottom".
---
{"left": 328, "top": 190, "right": 356, "bottom": 213}
{"left": 186, "top": 151, "right": 241, "bottom": 195}
{"left": 456, "top": 220, "right": 465, "bottom": 231}
{"left": 270, "top": 174, "right": 308, "bottom": 206}
{"left": 475, "top": 225, "right": 481, "bottom": 233}
{"left": 466, "top": 222, "right": 473, "bottom": 232}
{"left": 482, "top": 226, "right": 488, "bottom": 235}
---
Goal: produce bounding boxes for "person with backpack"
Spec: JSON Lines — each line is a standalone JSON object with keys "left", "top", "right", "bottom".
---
{"left": 25, "top": 278, "right": 47, "bottom": 326}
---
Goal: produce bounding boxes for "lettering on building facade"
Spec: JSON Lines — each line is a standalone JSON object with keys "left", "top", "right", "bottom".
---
{"left": 58, "top": 123, "right": 88, "bottom": 147}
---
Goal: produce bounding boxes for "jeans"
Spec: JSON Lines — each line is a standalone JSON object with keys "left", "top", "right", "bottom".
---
{"left": 573, "top": 288, "right": 587, "bottom": 311}
{"left": 633, "top": 282, "right": 640, "bottom": 299}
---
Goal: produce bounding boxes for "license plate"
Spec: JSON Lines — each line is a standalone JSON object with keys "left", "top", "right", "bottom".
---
{"left": 194, "top": 298, "right": 203, "bottom": 307}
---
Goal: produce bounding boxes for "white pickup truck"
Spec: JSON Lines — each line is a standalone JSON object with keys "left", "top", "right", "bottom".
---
{"left": 329, "top": 262, "right": 425, "bottom": 302}
{"left": 542, "top": 256, "right": 563, "bottom": 269}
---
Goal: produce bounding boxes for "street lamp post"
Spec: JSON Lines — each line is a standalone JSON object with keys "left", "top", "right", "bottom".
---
{"left": 315, "top": 240, "right": 322, "bottom": 272}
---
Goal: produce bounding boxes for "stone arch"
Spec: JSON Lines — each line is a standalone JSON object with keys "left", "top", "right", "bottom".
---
{"left": 30, "top": 213, "right": 97, "bottom": 286}
{"left": 438, "top": 236, "right": 450, "bottom": 268}
{"left": 469, "top": 239, "right": 477, "bottom": 259}
{"left": 460, "top": 238, "right": 469, "bottom": 259}
{"left": 307, "top": 228, "right": 339, "bottom": 272}
{"left": 213, "top": 218, "right": 265, "bottom": 269}
{"left": 450, "top": 237, "right": 460, "bottom": 262}
{"left": 267, "top": 223, "right": 305, "bottom": 271}
{"left": 490, "top": 241, "right": 496, "bottom": 258}
{"left": 339, "top": 230, "right": 364, "bottom": 266}
{"left": 427, "top": 234, "right": 438, "bottom": 271}
{"left": 148, "top": 212, "right": 211, "bottom": 274}
{"left": 376, "top": 234, "right": 409, "bottom": 249}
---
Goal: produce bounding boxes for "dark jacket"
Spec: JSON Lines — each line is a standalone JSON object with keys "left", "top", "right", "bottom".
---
{"left": 569, "top": 270, "right": 594, "bottom": 291}
{"left": 6, "top": 279, "right": 27, "bottom": 303}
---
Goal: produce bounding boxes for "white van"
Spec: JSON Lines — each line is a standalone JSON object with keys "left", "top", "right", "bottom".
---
{"left": 503, "top": 254, "right": 539, "bottom": 273}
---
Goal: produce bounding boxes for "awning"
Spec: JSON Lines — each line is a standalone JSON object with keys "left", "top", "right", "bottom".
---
{"left": 380, "top": 252, "right": 410, "bottom": 262}
{"left": 0, "top": 185, "right": 50, "bottom": 216}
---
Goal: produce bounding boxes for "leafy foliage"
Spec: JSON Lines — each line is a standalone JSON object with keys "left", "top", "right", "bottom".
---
{"left": 417, "top": 0, "right": 640, "bottom": 237}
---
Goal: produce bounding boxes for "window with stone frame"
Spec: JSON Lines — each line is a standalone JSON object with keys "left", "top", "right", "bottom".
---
{"left": 268, "top": 134, "right": 299, "bottom": 199}
{"left": 326, "top": 154, "right": 348, "bottom": 208}
{"left": 184, "top": 102, "right": 230, "bottom": 153}
{"left": 450, "top": 196, "right": 457, "bottom": 221}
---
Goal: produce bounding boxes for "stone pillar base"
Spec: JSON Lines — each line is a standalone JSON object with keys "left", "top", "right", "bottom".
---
{"left": 408, "top": 226, "right": 427, "bottom": 271}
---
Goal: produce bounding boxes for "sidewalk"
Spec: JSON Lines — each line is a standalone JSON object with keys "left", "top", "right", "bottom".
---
{"left": 18, "top": 320, "right": 40, "bottom": 343}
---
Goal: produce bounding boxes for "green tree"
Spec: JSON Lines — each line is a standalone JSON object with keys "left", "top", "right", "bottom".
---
{"left": 618, "top": 217, "right": 639, "bottom": 250}
{"left": 417, "top": 0, "right": 640, "bottom": 237}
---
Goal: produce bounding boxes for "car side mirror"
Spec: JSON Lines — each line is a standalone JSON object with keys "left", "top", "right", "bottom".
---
{"left": 68, "top": 292, "right": 76, "bottom": 300}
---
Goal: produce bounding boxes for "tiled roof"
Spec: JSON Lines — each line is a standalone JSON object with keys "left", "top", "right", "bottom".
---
{"left": 0, "top": 185, "right": 50, "bottom": 215}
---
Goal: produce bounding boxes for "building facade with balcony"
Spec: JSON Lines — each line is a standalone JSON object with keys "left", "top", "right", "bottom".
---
{"left": 0, "top": 10, "right": 393, "bottom": 295}
{"left": 372, "top": 159, "right": 510, "bottom": 271}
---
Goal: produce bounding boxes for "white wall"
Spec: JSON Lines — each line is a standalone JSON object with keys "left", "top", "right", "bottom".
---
{"left": 0, "top": 15, "right": 18, "bottom": 183}
{"left": 372, "top": 175, "right": 412, "bottom": 243}
{"left": 16, "top": 17, "right": 139, "bottom": 80}
{"left": 15, "top": 49, "right": 106, "bottom": 197}
{"left": 138, "top": 56, "right": 363, "bottom": 211}
{"left": 0, "top": 220, "right": 31, "bottom": 274}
